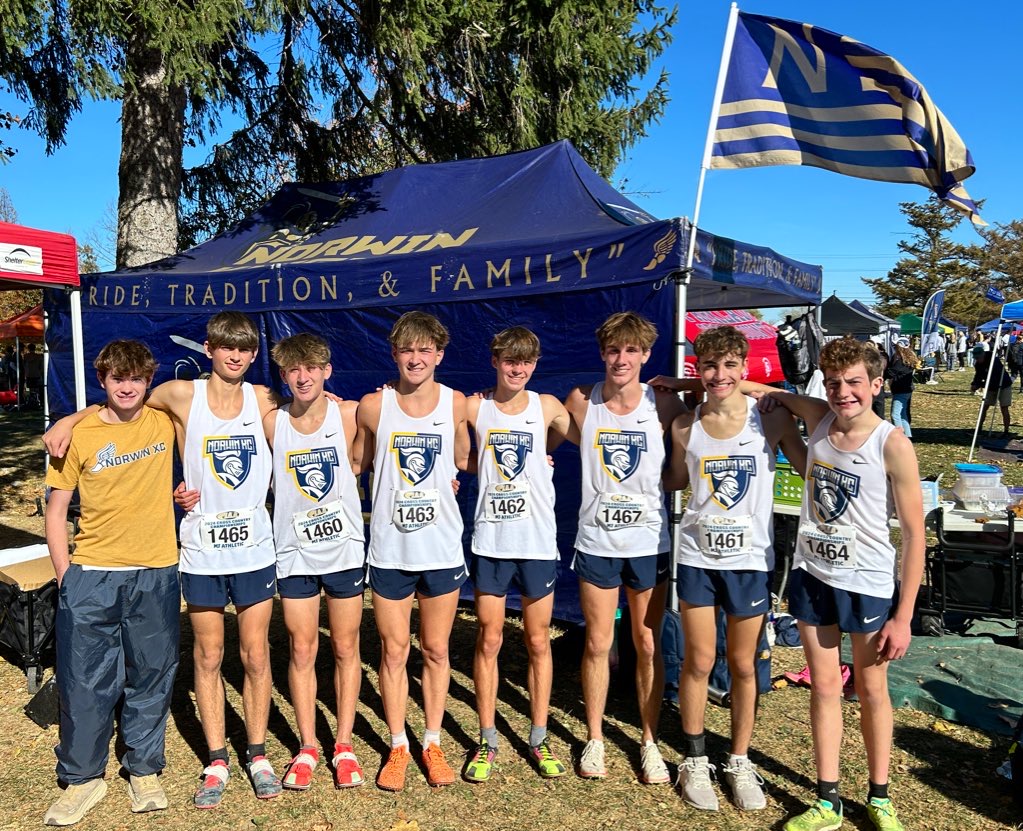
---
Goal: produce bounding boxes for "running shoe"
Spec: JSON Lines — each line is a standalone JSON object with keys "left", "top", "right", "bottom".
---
{"left": 462, "top": 740, "right": 497, "bottom": 783}
{"left": 422, "top": 742, "right": 456, "bottom": 787}
{"left": 677, "top": 755, "right": 718, "bottom": 811}
{"left": 866, "top": 798, "right": 904, "bottom": 831}
{"left": 193, "top": 760, "right": 229, "bottom": 809}
{"left": 784, "top": 800, "right": 843, "bottom": 831}
{"left": 578, "top": 739, "right": 607, "bottom": 779}
{"left": 246, "top": 757, "right": 283, "bottom": 799}
{"left": 43, "top": 780, "right": 107, "bottom": 826}
{"left": 283, "top": 748, "right": 318, "bottom": 790}
{"left": 721, "top": 757, "right": 766, "bottom": 810}
{"left": 530, "top": 738, "right": 567, "bottom": 779}
{"left": 128, "top": 774, "right": 168, "bottom": 813}
{"left": 332, "top": 743, "right": 365, "bottom": 789}
{"left": 639, "top": 742, "right": 670, "bottom": 784}
{"left": 377, "top": 746, "right": 411, "bottom": 792}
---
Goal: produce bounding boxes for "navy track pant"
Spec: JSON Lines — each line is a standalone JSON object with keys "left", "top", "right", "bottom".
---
{"left": 55, "top": 564, "right": 180, "bottom": 784}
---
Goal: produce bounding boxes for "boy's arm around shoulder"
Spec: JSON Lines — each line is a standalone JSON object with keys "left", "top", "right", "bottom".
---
{"left": 562, "top": 385, "right": 593, "bottom": 446}
{"left": 338, "top": 399, "right": 360, "bottom": 471}
{"left": 763, "top": 405, "right": 808, "bottom": 478}
{"left": 452, "top": 390, "right": 471, "bottom": 472}
{"left": 654, "top": 387, "right": 687, "bottom": 432}
{"left": 541, "top": 393, "right": 573, "bottom": 452}
{"left": 42, "top": 403, "right": 102, "bottom": 457}
{"left": 662, "top": 410, "right": 695, "bottom": 493}
{"left": 877, "top": 428, "right": 925, "bottom": 661}
{"left": 352, "top": 390, "right": 382, "bottom": 475}
{"left": 740, "top": 380, "right": 829, "bottom": 435}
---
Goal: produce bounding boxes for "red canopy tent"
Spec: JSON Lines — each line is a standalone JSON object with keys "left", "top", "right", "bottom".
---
{"left": 0, "top": 222, "right": 83, "bottom": 411}
{"left": 0, "top": 304, "right": 44, "bottom": 341}
{"left": 681, "top": 309, "right": 783, "bottom": 384}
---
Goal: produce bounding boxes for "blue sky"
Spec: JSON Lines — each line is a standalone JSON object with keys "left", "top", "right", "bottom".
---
{"left": 1, "top": 1, "right": 1019, "bottom": 315}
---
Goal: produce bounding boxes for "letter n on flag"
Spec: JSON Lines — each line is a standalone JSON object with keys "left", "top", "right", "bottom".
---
{"left": 710, "top": 12, "right": 983, "bottom": 224}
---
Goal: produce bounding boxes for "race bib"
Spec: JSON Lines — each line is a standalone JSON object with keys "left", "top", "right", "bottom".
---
{"left": 200, "top": 508, "right": 255, "bottom": 551}
{"left": 484, "top": 481, "right": 532, "bottom": 521}
{"left": 393, "top": 489, "right": 440, "bottom": 532}
{"left": 596, "top": 493, "right": 647, "bottom": 531}
{"left": 291, "top": 499, "right": 351, "bottom": 550}
{"left": 697, "top": 514, "right": 754, "bottom": 557}
{"left": 799, "top": 522, "right": 857, "bottom": 568}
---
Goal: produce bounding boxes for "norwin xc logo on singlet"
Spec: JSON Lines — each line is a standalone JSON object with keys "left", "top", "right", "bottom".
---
{"left": 204, "top": 436, "right": 259, "bottom": 489}
{"left": 809, "top": 462, "right": 861, "bottom": 523}
{"left": 391, "top": 433, "right": 442, "bottom": 486}
{"left": 595, "top": 430, "right": 647, "bottom": 483}
{"left": 287, "top": 447, "right": 339, "bottom": 501}
{"left": 486, "top": 430, "right": 533, "bottom": 480}
{"left": 701, "top": 455, "right": 756, "bottom": 509}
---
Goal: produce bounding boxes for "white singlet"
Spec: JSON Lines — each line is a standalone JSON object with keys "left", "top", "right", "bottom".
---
{"left": 179, "top": 380, "right": 274, "bottom": 575}
{"left": 367, "top": 386, "right": 464, "bottom": 571}
{"left": 574, "top": 382, "right": 668, "bottom": 558}
{"left": 472, "top": 392, "right": 557, "bottom": 561}
{"left": 272, "top": 402, "right": 366, "bottom": 579}
{"left": 676, "top": 398, "right": 776, "bottom": 571}
{"left": 794, "top": 411, "right": 898, "bottom": 598}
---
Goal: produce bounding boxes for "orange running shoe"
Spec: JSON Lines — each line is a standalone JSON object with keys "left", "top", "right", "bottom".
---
{"left": 376, "top": 746, "right": 411, "bottom": 792}
{"left": 422, "top": 742, "right": 456, "bottom": 787}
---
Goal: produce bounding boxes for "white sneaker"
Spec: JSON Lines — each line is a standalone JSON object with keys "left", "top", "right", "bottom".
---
{"left": 43, "top": 779, "right": 107, "bottom": 826}
{"left": 578, "top": 739, "right": 606, "bottom": 779}
{"left": 128, "top": 774, "right": 168, "bottom": 813}
{"left": 639, "top": 742, "right": 670, "bottom": 784}
{"left": 721, "top": 756, "right": 767, "bottom": 810}
{"left": 677, "top": 755, "right": 718, "bottom": 810}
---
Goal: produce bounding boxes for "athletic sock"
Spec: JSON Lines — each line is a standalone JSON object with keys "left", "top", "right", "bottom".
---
{"left": 423, "top": 729, "right": 441, "bottom": 748}
{"left": 209, "top": 747, "right": 229, "bottom": 766}
{"left": 390, "top": 731, "right": 409, "bottom": 751}
{"left": 480, "top": 726, "right": 499, "bottom": 750}
{"left": 246, "top": 744, "right": 266, "bottom": 764}
{"left": 529, "top": 724, "right": 547, "bottom": 748}
{"left": 728, "top": 753, "right": 748, "bottom": 766}
{"left": 682, "top": 731, "right": 706, "bottom": 758}
{"left": 299, "top": 744, "right": 319, "bottom": 759}
{"left": 817, "top": 779, "right": 841, "bottom": 811}
{"left": 868, "top": 781, "right": 890, "bottom": 801}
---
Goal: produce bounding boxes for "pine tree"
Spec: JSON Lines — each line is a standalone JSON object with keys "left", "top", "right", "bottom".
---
{"left": 3, "top": 0, "right": 675, "bottom": 262}
{"left": 975, "top": 220, "right": 1023, "bottom": 301}
{"left": 862, "top": 197, "right": 990, "bottom": 326}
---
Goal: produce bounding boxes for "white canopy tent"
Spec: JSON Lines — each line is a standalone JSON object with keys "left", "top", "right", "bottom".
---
{"left": 968, "top": 299, "right": 1023, "bottom": 460}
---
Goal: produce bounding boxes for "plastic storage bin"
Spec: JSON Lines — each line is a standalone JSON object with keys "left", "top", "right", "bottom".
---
{"left": 954, "top": 463, "right": 1004, "bottom": 489}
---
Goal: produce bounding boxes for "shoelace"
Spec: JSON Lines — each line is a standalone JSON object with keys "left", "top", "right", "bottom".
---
{"left": 679, "top": 758, "right": 715, "bottom": 789}
{"left": 534, "top": 740, "right": 556, "bottom": 761}
{"left": 580, "top": 742, "right": 603, "bottom": 766}
{"left": 723, "top": 760, "right": 764, "bottom": 789}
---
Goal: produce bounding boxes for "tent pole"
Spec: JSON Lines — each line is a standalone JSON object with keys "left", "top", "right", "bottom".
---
{"left": 968, "top": 322, "right": 1002, "bottom": 461}
{"left": 42, "top": 306, "right": 49, "bottom": 427}
{"left": 70, "top": 289, "right": 86, "bottom": 412}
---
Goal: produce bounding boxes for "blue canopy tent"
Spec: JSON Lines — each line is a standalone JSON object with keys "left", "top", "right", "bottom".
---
{"left": 43, "top": 141, "right": 822, "bottom": 619}
{"left": 977, "top": 317, "right": 1002, "bottom": 333}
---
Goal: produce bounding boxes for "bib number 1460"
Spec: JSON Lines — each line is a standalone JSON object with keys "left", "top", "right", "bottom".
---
{"left": 300, "top": 517, "right": 344, "bottom": 542}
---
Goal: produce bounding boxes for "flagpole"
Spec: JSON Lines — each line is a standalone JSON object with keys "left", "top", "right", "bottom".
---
{"left": 670, "top": 2, "right": 740, "bottom": 611}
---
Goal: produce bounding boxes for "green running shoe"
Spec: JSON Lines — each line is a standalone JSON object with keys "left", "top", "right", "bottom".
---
{"left": 530, "top": 738, "right": 567, "bottom": 779}
{"left": 867, "top": 798, "right": 904, "bottom": 831}
{"left": 784, "top": 800, "right": 843, "bottom": 831}
{"left": 462, "top": 740, "right": 497, "bottom": 783}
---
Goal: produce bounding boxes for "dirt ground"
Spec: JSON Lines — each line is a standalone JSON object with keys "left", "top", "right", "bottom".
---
{"left": 2, "top": 374, "right": 1023, "bottom": 830}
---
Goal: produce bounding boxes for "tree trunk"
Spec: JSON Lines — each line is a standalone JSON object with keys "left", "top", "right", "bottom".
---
{"left": 116, "top": 38, "right": 186, "bottom": 268}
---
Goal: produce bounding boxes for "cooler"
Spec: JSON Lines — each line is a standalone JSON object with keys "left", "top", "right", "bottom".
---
{"left": 0, "top": 543, "right": 57, "bottom": 692}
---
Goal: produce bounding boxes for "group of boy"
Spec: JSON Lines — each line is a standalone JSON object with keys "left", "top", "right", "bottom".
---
{"left": 41, "top": 308, "right": 922, "bottom": 831}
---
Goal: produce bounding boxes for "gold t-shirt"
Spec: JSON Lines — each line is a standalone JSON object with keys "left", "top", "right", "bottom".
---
{"left": 46, "top": 406, "right": 178, "bottom": 568}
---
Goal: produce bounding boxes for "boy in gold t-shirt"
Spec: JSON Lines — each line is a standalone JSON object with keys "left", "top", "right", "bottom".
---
{"left": 42, "top": 340, "right": 180, "bottom": 827}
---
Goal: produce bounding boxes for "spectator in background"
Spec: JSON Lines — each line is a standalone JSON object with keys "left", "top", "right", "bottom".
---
{"left": 945, "top": 334, "right": 955, "bottom": 372}
{"left": 1, "top": 345, "right": 15, "bottom": 391}
{"left": 885, "top": 338, "right": 917, "bottom": 439}
{"left": 957, "top": 331, "right": 968, "bottom": 370}
{"left": 1010, "top": 332, "right": 1023, "bottom": 394}
{"left": 867, "top": 341, "right": 888, "bottom": 420}
{"left": 972, "top": 332, "right": 989, "bottom": 366}
{"left": 973, "top": 349, "right": 1013, "bottom": 439}
{"left": 23, "top": 343, "right": 43, "bottom": 402}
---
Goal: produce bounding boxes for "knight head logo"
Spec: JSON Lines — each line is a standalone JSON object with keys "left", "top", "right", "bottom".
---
{"left": 391, "top": 433, "right": 442, "bottom": 486}
{"left": 702, "top": 456, "right": 756, "bottom": 509}
{"left": 204, "top": 436, "right": 259, "bottom": 489}
{"left": 287, "top": 447, "right": 339, "bottom": 501}
{"left": 486, "top": 430, "right": 533, "bottom": 480}
{"left": 809, "top": 462, "right": 859, "bottom": 523}
{"left": 596, "top": 430, "right": 647, "bottom": 483}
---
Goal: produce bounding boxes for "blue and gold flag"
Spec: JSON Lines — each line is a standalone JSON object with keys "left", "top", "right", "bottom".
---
{"left": 711, "top": 12, "right": 982, "bottom": 224}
